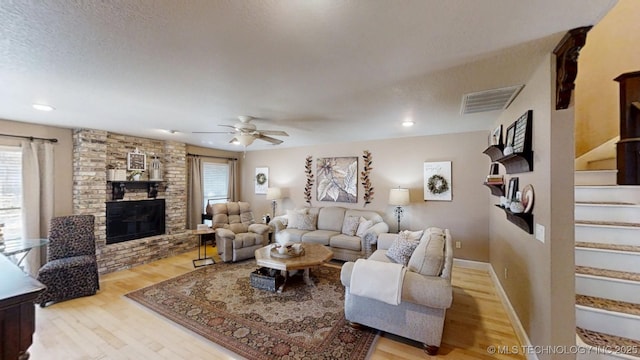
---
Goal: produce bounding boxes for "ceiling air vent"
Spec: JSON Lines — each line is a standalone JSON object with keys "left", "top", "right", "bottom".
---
{"left": 461, "top": 85, "right": 525, "bottom": 115}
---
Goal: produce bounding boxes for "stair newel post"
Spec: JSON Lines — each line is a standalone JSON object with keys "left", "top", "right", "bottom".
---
{"left": 615, "top": 71, "right": 640, "bottom": 185}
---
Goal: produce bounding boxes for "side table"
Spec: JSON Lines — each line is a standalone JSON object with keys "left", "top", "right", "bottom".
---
{"left": 192, "top": 228, "right": 216, "bottom": 268}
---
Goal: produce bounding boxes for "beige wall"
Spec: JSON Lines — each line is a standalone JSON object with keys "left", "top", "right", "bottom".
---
{"left": 240, "top": 131, "right": 491, "bottom": 262}
{"left": 490, "top": 55, "right": 575, "bottom": 358}
{"left": 0, "top": 118, "right": 73, "bottom": 217}
{"left": 575, "top": 0, "right": 640, "bottom": 158}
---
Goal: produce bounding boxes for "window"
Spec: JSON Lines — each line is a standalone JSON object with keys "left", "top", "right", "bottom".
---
{"left": 202, "top": 161, "right": 230, "bottom": 211}
{"left": 0, "top": 146, "right": 22, "bottom": 241}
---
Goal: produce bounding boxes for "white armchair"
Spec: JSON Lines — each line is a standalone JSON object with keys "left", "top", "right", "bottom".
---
{"left": 340, "top": 228, "right": 453, "bottom": 355}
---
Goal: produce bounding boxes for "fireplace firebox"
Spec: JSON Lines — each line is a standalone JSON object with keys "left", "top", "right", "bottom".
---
{"left": 106, "top": 199, "right": 165, "bottom": 244}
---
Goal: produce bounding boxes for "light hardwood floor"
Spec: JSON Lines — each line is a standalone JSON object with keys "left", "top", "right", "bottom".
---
{"left": 29, "top": 246, "right": 525, "bottom": 359}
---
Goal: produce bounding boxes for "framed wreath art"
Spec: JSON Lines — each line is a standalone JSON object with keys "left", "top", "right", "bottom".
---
{"left": 255, "top": 167, "right": 269, "bottom": 194}
{"left": 424, "top": 161, "right": 452, "bottom": 201}
{"left": 427, "top": 174, "right": 449, "bottom": 194}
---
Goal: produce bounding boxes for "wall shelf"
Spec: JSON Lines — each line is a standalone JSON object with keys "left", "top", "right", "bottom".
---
{"left": 108, "top": 181, "right": 162, "bottom": 200}
{"left": 483, "top": 145, "right": 534, "bottom": 174}
{"left": 497, "top": 151, "right": 534, "bottom": 174}
{"left": 483, "top": 183, "right": 505, "bottom": 196}
{"left": 482, "top": 145, "right": 504, "bottom": 162}
{"left": 494, "top": 205, "right": 533, "bottom": 234}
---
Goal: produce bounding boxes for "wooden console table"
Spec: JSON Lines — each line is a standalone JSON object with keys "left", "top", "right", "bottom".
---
{"left": 0, "top": 253, "right": 45, "bottom": 360}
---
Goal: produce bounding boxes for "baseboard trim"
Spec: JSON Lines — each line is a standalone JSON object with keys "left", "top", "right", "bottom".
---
{"left": 453, "top": 258, "right": 490, "bottom": 270}
{"left": 454, "top": 258, "right": 538, "bottom": 360}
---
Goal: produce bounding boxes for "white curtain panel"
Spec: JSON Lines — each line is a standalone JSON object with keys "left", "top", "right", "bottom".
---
{"left": 21, "top": 141, "right": 54, "bottom": 276}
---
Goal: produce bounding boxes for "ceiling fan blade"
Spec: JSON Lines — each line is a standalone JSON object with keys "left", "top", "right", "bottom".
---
{"left": 257, "top": 135, "right": 283, "bottom": 145}
{"left": 218, "top": 124, "right": 238, "bottom": 130}
{"left": 258, "top": 130, "right": 289, "bottom": 136}
{"left": 192, "top": 131, "right": 236, "bottom": 134}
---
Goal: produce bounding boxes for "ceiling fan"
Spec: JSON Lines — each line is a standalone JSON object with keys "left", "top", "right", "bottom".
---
{"left": 193, "top": 115, "right": 289, "bottom": 147}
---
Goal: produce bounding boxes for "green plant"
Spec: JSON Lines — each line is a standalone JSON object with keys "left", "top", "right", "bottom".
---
{"left": 129, "top": 170, "right": 143, "bottom": 181}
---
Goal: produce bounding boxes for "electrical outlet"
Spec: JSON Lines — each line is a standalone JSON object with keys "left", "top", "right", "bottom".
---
{"left": 504, "top": 267, "right": 508, "bottom": 279}
{"left": 455, "top": 241, "right": 461, "bottom": 249}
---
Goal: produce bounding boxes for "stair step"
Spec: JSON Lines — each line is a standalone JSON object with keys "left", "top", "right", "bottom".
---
{"left": 576, "top": 201, "right": 636, "bottom": 205}
{"left": 576, "top": 266, "right": 640, "bottom": 282}
{"left": 576, "top": 266, "right": 640, "bottom": 303}
{"left": 576, "top": 220, "right": 640, "bottom": 228}
{"left": 575, "top": 170, "right": 618, "bottom": 186}
{"left": 575, "top": 185, "right": 640, "bottom": 204}
{"left": 576, "top": 247, "right": 640, "bottom": 273}
{"left": 576, "top": 242, "right": 640, "bottom": 254}
{"left": 577, "top": 295, "right": 640, "bottom": 317}
{"left": 575, "top": 222, "right": 640, "bottom": 247}
{"left": 577, "top": 327, "right": 640, "bottom": 358}
{"left": 576, "top": 295, "right": 640, "bottom": 340}
{"left": 575, "top": 203, "right": 640, "bottom": 223}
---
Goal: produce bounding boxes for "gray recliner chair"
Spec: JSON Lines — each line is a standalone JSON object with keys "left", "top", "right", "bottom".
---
{"left": 211, "top": 202, "right": 270, "bottom": 262}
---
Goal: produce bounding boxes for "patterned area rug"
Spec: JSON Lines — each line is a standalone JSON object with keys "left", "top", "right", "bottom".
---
{"left": 126, "top": 261, "right": 377, "bottom": 359}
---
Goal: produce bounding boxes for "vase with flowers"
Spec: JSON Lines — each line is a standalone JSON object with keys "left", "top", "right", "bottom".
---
{"left": 129, "top": 170, "right": 143, "bottom": 181}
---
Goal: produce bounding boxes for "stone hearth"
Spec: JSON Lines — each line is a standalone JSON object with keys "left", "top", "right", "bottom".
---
{"left": 73, "top": 129, "right": 197, "bottom": 274}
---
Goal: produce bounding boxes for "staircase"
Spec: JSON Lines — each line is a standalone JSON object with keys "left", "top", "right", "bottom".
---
{"left": 575, "top": 170, "right": 640, "bottom": 359}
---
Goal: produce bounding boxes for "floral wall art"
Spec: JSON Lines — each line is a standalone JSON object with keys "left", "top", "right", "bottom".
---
{"left": 424, "top": 161, "right": 452, "bottom": 201}
{"left": 360, "top": 150, "right": 374, "bottom": 206}
{"left": 317, "top": 157, "right": 358, "bottom": 203}
{"left": 304, "top": 156, "right": 314, "bottom": 205}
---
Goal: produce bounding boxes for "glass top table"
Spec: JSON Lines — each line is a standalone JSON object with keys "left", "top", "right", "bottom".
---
{"left": 0, "top": 238, "right": 49, "bottom": 266}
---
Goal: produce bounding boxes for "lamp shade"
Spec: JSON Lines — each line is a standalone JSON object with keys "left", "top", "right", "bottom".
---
{"left": 236, "top": 134, "right": 255, "bottom": 147}
{"left": 266, "top": 187, "right": 282, "bottom": 200}
{"left": 389, "top": 188, "right": 410, "bottom": 206}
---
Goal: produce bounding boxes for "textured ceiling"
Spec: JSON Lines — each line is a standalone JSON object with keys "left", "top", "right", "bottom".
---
{"left": 0, "top": 1, "right": 617, "bottom": 151}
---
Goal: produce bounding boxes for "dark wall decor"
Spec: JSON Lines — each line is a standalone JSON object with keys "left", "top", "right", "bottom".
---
{"left": 483, "top": 110, "right": 533, "bottom": 174}
{"left": 361, "top": 150, "right": 374, "bottom": 206}
{"left": 304, "top": 156, "right": 314, "bottom": 205}
{"left": 553, "top": 26, "right": 592, "bottom": 110}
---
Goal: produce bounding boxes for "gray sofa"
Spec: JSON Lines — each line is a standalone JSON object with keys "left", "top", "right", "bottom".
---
{"left": 210, "top": 202, "right": 271, "bottom": 262}
{"left": 340, "top": 228, "right": 453, "bottom": 355}
{"left": 270, "top": 206, "right": 389, "bottom": 261}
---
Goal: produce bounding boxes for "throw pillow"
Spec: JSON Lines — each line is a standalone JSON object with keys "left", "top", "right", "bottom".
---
{"left": 386, "top": 236, "right": 420, "bottom": 266}
{"left": 286, "top": 208, "right": 309, "bottom": 229}
{"left": 408, "top": 229, "right": 446, "bottom": 276}
{"left": 295, "top": 213, "right": 317, "bottom": 231}
{"left": 341, "top": 215, "right": 360, "bottom": 236}
{"left": 399, "top": 229, "right": 424, "bottom": 241}
{"left": 356, "top": 218, "right": 374, "bottom": 237}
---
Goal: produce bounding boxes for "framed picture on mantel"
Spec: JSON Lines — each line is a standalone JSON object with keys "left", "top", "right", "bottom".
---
{"left": 127, "top": 150, "right": 146, "bottom": 171}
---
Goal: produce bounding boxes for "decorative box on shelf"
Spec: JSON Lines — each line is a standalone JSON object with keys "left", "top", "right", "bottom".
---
{"left": 250, "top": 267, "right": 285, "bottom": 292}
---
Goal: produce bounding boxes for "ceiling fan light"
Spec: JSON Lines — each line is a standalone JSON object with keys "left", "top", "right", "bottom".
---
{"left": 236, "top": 134, "right": 255, "bottom": 146}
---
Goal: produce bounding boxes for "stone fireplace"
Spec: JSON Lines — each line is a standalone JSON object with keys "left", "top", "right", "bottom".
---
{"left": 72, "top": 129, "right": 197, "bottom": 274}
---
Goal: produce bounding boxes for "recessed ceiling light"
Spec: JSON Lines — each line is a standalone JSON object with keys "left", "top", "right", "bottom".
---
{"left": 402, "top": 120, "right": 415, "bottom": 127}
{"left": 32, "top": 103, "right": 55, "bottom": 111}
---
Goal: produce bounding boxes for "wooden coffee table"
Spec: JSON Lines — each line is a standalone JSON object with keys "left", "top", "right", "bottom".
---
{"left": 254, "top": 243, "right": 333, "bottom": 293}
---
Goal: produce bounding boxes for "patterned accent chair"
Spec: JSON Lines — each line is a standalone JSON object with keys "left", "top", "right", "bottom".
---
{"left": 36, "top": 215, "right": 99, "bottom": 307}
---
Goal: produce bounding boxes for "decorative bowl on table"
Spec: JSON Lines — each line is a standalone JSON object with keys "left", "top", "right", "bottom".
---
{"left": 270, "top": 243, "right": 305, "bottom": 258}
